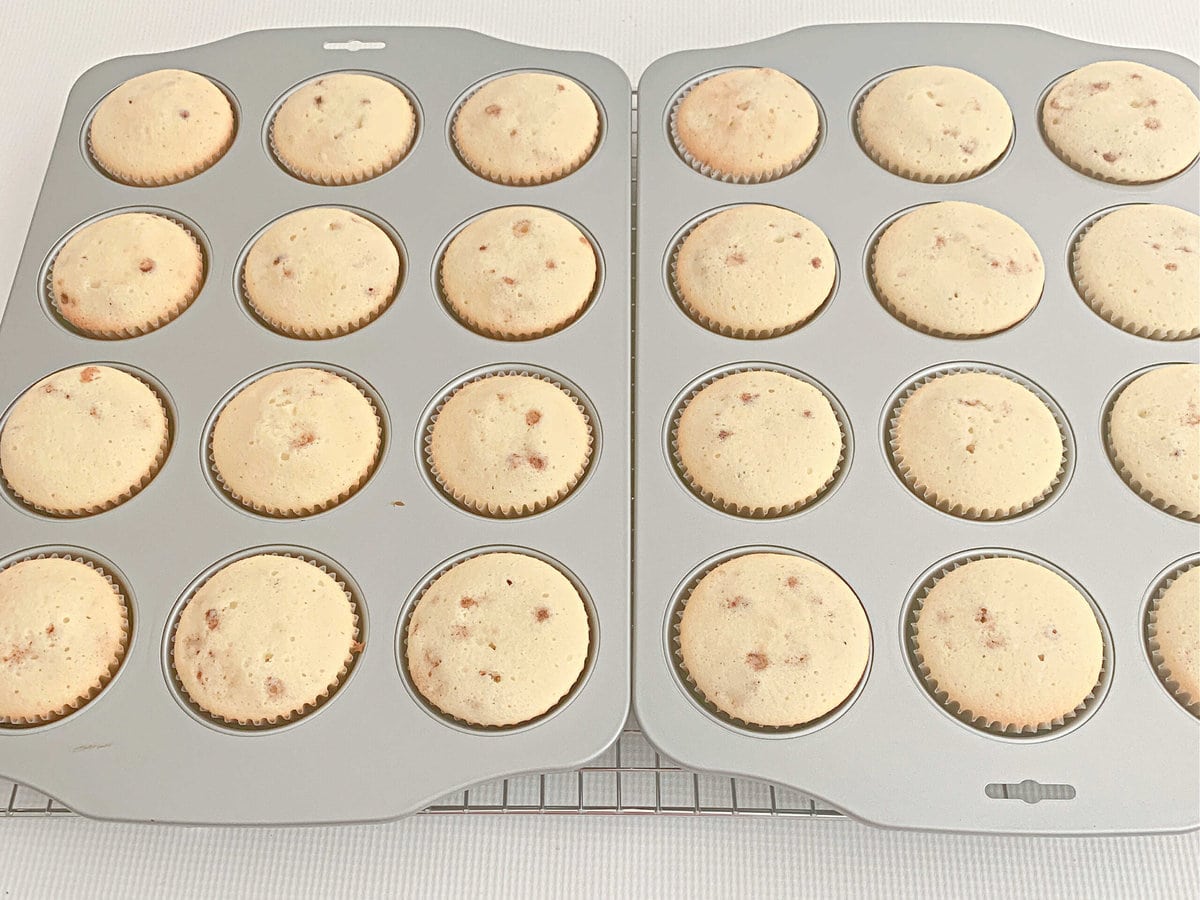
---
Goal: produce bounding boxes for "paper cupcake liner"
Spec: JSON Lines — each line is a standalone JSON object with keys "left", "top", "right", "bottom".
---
{"left": 423, "top": 368, "right": 595, "bottom": 518}
{"left": 207, "top": 365, "right": 384, "bottom": 518}
{"left": 669, "top": 364, "right": 848, "bottom": 518}
{"left": 0, "top": 551, "right": 130, "bottom": 727}
{"left": 1146, "top": 559, "right": 1200, "bottom": 717}
{"left": 668, "top": 76, "right": 818, "bottom": 184}
{"left": 46, "top": 212, "right": 206, "bottom": 339}
{"left": 907, "top": 551, "right": 1109, "bottom": 736}
{"left": 886, "top": 364, "right": 1071, "bottom": 520}
{"left": 169, "top": 551, "right": 362, "bottom": 729}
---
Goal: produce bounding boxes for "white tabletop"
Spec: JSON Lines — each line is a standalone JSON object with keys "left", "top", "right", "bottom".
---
{"left": 1, "top": 1, "right": 1198, "bottom": 896}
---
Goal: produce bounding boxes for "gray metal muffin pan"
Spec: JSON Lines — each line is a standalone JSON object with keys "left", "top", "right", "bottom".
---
{"left": 0, "top": 26, "right": 630, "bottom": 824}
{"left": 633, "top": 24, "right": 1199, "bottom": 835}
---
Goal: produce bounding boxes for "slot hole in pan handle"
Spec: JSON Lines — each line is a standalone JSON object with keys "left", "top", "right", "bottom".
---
{"left": 322, "top": 40, "right": 387, "bottom": 52}
{"left": 984, "top": 780, "right": 1077, "bottom": 804}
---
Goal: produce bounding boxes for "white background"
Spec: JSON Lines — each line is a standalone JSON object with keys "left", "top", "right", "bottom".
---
{"left": 0, "top": 1, "right": 1198, "bottom": 896}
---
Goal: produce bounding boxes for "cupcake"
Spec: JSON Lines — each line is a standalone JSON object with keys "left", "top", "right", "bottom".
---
{"left": 0, "top": 365, "right": 169, "bottom": 516}
{"left": 427, "top": 372, "right": 592, "bottom": 517}
{"left": 172, "top": 554, "right": 360, "bottom": 726}
{"left": 271, "top": 73, "right": 415, "bottom": 184}
{"left": 49, "top": 212, "right": 204, "bottom": 338}
{"left": 672, "top": 68, "right": 819, "bottom": 182}
{"left": 1107, "top": 364, "right": 1200, "bottom": 519}
{"left": 871, "top": 201, "right": 1044, "bottom": 338}
{"left": 440, "top": 207, "right": 597, "bottom": 339}
{"left": 243, "top": 207, "right": 400, "bottom": 338}
{"left": 677, "top": 552, "right": 869, "bottom": 728}
{"left": 1148, "top": 563, "right": 1200, "bottom": 714}
{"left": 1072, "top": 205, "right": 1200, "bottom": 340}
{"left": 453, "top": 73, "right": 599, "bottom": 185}
{"left": 210, "top": 367, "right": 381, "bottom": 517}
{"left": 1042, "top": 60, "right": 1200, "bottom": 183}
{"left": 0, "top": 555, "right": 129, "bottom": 725}
{"left": 406, "top": 552, "right": 590, "bottom": 727}
{"left": 673, "top": 204, "right": 836, "bottom": 337}
{"left": 674, "top": 369, "right": 844, "bottom": 517}
{"left": 89, "top": 69, "right": 235, "bottom": 185}
{"left": 912, "top": 556, "right": 1104, "bottom": 733}
{"left": 890, "top": 370, "right": 1065, "bottom": 519}
{"left": 857, "top": 66, "right": 1012, "bottom": 182}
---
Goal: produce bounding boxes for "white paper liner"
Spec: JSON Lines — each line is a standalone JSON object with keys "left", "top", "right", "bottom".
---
{"left": 1145, "top": 560, "right": 1200, "bottom": 717}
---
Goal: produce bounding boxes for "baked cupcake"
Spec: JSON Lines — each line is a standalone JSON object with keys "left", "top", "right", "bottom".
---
{"left": 89, "top": 69, "right": 235, "bottom": 185}
{"left": 674, "top": 369, "right": 844, "bottom": 517}
{"left": 890, "top": 370, "right": 1065, "bottom": 519}
{"left": 871, "top": 201, "right": 1044, "bottom": 338}
{"left": 172, "top": 554, "right": 360, "bottom": 726}
{"left": 1148, "top": 563, "right": 1200, "bottom": 714}
{"left": 0, "top": 555, "right": 128, "bottom": 725}
{"left": 49, "top": 212, "right": 204, "bottom": 338}
{"left": 271, "top": 73, "right": 415, "bottom": 184}
{"left": 1042, "top": 60, "right": 1200, "bottom": 183}
{"left": 912, "top": 556, "right": 1104, "bottom": 733}
{"left": 857, "top": 66, "right": 1012, "bottom": 182}
{"left": 243, "top": 207, "right": 400, "bottom": 338}
{"left": 440, "top": 207, "right": 597, "bottom": 339}
{"left": 672, "top": 68, "right": 819, "bottom": 182}
{"left": 0, "top": 365, "right": 169, "bottom": 516}
{"left": 210, "top": 367, "right": 381, "bottom": 517}
{"left": 1073, "top": 205, "right": 1200, "bottom": 340}
{"left": 678, "top": 552, "right": 869, "bottom": 728}
{"left": 427, "top": 372, "right": 592, "bottom": 517}
{"left": 1107, "top": 364, "right": 1200, "bottom": 519}
{"left": 406, "top": 552, "right": 589, "bottom": 727}
{"left": 453, "top": 72, "right": 599, "bottom": 185}
{"left": 673, "top": 204, "right": 836, "bottom": 337}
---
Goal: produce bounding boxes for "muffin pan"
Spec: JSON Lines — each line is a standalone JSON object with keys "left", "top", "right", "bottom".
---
{"left": 0, "top": 27, "right": 630, "bottom": 824}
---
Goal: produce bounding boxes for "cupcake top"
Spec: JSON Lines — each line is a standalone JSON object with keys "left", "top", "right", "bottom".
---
{"left": 50, "top": 212, "right": 204, "bottom": 338}
{"left": 872, "top": 201, "right": 1044, "bottom": 338}
{"left": 1153, "top": 565, "right": 1200, "bottom": 711}
{"left": 892, "top": 371, "right": 1064, "bottom": 519}
{"left": 914, "top": 556, "right": 1103, "bottom": 731}
{"left": 271, "top": 73, "right": 416, "bottom": 184}
{"left": 1042, "top": 60, "right": 1200, "bottom": 183}
{"left": 211, "top": 367, "right": 380, "bottom": 517}
{"left": 674, "top": 205, "right": 836, "bottom": 337}
{"left": 453, "top": 73, "right": 599, "bottom": 185}
{"left": 0, "top": 365, "right": 168, "bottom": 516}
{"left": 440, "top": 206, "right": 597, "bottom": 339}
{"left": 0, "top": 557, "right": 127, "bottom": 723}
{"left": 406, "top": 552, "right": 589, "bottom": 727}
{"left": 173, "top": 554, "right": 358, "bottom": 725}
{"left": 1108, "top": 364, "right": 1200, "bottom": 519}
{"left": 675, "top": 370, "right": 843, "bottom": 516}
{"left": 428, "top": 373, "right": 591, "bottom": 517}
{"left": 89, "top": 69, "right": 235, "bottom": 185}
{"left": 858, "top": 66, "right": 1012, "bottom": 182}
{"left": 1073, "top": 205, "right": 1200, "bottom": 340}
{"left": 243, "top": 207, "right": 400, "bottom": 338}
{"left": 673, "top": 68, "right": 819, "bottom": 181}
{"left": 679, "top": 552, "right": 869, "bottom": 728}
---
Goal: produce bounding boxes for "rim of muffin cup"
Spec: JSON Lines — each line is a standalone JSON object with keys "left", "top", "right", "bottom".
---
{"left": 663, "top": 204, "right": 839, "bottom": 339}
{"left": 901, "top": 548, "right": 1113, "bottom": 741}
{"left": 161, "top": 545, "right": 365, "bottom": 735}
{"left": 417, "top": 363, "right": 599, "bottom": 519}
{"left": 395, "top": 545, "right": 599, "bottom": 735}
{"left": 881, "top": 361, "right": 1075, "bottom": 522}
{"left": 0, "top": 547, "right": 134, "bottom": 731}
{"left": 0, "top": 362, "right": 176, "bottom": 519}
{"left": 664, "top": 545, "right": 872, "bottom": 738}
{"left": 40, "top": 207, "right": 210, "bottom": 340}
{"left": 201, "top": 362, "right": 387, "bottom": 520}
{"left": 234, "top": 205, "right": 407, "bottom": 339}
{"left": 264, "top": 69, "right": 421, "bottom": 185}
{"left": 1143, "top": 555, "right": 1200, "bottom": 718}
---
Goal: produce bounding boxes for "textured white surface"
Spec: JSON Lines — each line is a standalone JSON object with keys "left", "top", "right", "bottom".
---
{"left": 1, "top": 1, "right": 1198, "bottom": 896}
